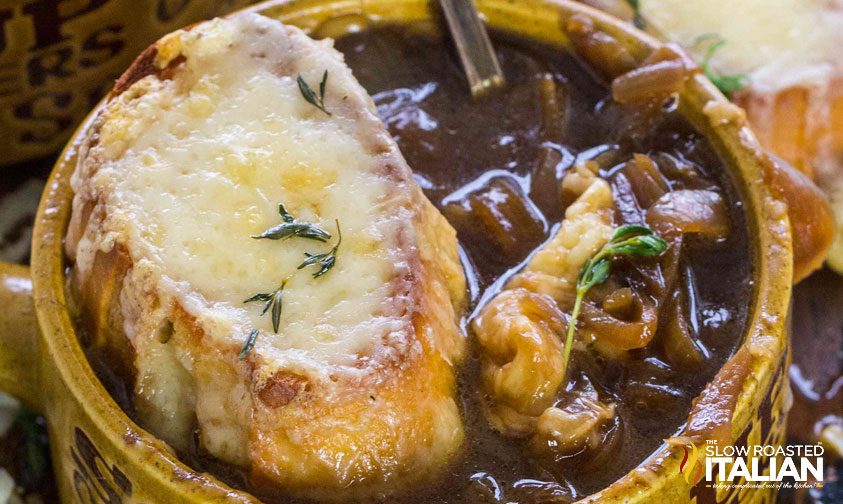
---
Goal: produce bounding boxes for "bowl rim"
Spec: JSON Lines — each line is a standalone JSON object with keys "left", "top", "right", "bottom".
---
{"left": 30, "top": 0, "right": 793, "bottom": 502}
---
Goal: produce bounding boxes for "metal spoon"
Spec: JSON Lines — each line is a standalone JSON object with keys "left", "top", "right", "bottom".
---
{"left": 438, "top": 0, "right": 505, "bottom": 97}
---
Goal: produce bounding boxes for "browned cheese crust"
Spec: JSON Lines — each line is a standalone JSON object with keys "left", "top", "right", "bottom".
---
{"left": 65, "top": 13, "right": 467, "bottom": 500}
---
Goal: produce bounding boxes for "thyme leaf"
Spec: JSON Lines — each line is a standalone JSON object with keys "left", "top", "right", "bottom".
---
{"left": 697, "top": 35, "right": 748, "bottom": 96}
{"left": 244, "top": 277, "right": 289, "bottom": 333}
{"left": 278, "top": 203, "right": 295, "bottom": 223}
{"left": 297, "top": 70, "right": 331, "bottom": 116}
{"left": 561, "top": 224, "right": 668, "bottom": 377}
{"left": 708, "top": 74, "right": 747, "bottom": 95}
{"left": 252, "top": 203, "right": 331, "bottom": 242}
{"left": 239, "top": 328, "right": 260, "bottom": 359}
{"left": 298, "top": 220, "right": 341, "bottom": 278}
{"left": 253, "top": 222, "right": 331, "bottom": 242}
{"left": 626, "top": 0, "right": 645, "bottom": 29}
{"left": 271, "top": 286, "right": 284, "bottom": 332}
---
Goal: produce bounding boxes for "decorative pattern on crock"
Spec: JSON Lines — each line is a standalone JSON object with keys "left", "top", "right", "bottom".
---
{"left": 70, "top": 427, "right": 132, "bottom": 503}
{"left": 690, "top": 349, "right": 790, "bottom": 504}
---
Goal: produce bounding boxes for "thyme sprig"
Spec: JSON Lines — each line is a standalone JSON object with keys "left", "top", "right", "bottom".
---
{"left": 238, "top": 328, "right": 260, "bottom": 360}
{"left": 297, "top": 70, "right": 331, "bottom": 116}
{"left": 298, "top": 220, "right": 341, "bottom": 278}
{"left": 241, "top": 212, "right": 343, "bottom": 357}
{"left": 561, "top": 225, "right": 668, "bottom": 377}
{"left": 697, "top": 35, "right": 748, "bottom": 96}
{"left": 239, "top": 201, "right": 342, "bottom": 360}
{"left": 626, "top": 0, "right": 645, "bottom": 29}
{"left": 244, "top": 276, "right": 290, "bottom": 334}
{"left": 252, "top": 203, "right": 331, "bottom": 242}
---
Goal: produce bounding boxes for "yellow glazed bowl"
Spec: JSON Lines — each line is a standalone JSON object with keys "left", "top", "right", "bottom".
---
{"left": 0, "top": 0, "right": 793, "bottom": 502}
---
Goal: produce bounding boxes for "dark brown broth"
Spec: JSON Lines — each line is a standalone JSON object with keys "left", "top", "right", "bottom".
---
{"left": 333, "top": 26, "right": 753, "bottom": 502}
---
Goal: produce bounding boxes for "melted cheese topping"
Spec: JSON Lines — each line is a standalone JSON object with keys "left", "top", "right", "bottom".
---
{"left": 86, "top": 15, "right": 404, "bottom": 365}
{"left": 69, "top": 14, "right": 468, "bottom": 485}
{"left": 640, "top": 0, "right": 843, "bottom": 92}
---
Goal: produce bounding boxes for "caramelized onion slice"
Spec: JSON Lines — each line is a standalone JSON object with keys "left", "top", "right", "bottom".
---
{"left": 601, "top": 286, "right": 637, "bottom": 319}
{"left": 530, "top": 74, "right": 571, "bottom": 217}
{"left": 642, "top": 43, "right": 696, "bottom": 69}
{"left": 566, "top": 14, "right": 636, "bottom": 79}
{"left": 612, "top": 59, "right": 689, "bottom": 105}
{"left": 582, "top": 291, "right": 658, "bottom": 351}
{"left": 686, "top": 347, "right": 752, "bottom": 446}
{"left": 645, "top": 189, "right": 730, "bottom": 241}
{"left": 762, "top": 153, "right": 834, "bottom": 282}
{"left": 637, "top": 235, "right": 683, "bottom": 306}
{"left": 611, "top": 43, "right": 696, "bottom": 105}
{"left": 538, "top": 73, "right": 567, "bottom": 138}
{"left": 622, "top": 359, "right": 689, "bottom": 414}
{"left": 662, "top": 290, "right": 707, "bottom": 369}
{"left": 532, "top": 381, "right": 615, "bottom": 456}
{"left": 623, "top": 153, "right": 670, "bottom": 208}
{"left": 443, "top": 177, "right": 547, "bottom": 265}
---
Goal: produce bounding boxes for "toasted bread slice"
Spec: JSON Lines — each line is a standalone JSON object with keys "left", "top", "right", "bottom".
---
{"left": 65, "top": 12, "right": 467, "bottom": 499}
{"left": 638, "top": 0, "right": 840, "bottom": 277}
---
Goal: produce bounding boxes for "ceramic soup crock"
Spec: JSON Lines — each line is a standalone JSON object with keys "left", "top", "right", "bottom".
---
{"left": 0, "top": 0, "right": 793, "bottom": 502}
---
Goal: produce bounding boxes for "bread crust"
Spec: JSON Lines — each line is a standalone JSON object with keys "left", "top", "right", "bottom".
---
{"left": 66, "top": 13, "right": 467, "bottom": 500}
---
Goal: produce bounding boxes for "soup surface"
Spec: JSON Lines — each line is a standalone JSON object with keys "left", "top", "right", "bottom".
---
{"left": 334, "top": 26, "right": 752, "bottom": 502}
{"left": 80, "top": 23, "right": 753, "bottom": 503}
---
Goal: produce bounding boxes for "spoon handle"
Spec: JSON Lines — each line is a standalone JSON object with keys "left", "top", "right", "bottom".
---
{"left": 438, "top": 0, "right": 505, "bottom": 96}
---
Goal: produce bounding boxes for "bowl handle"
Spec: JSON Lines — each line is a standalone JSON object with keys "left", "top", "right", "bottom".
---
{"left": 0, "top": 261, "right": 42, "bottom": 413}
